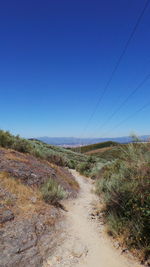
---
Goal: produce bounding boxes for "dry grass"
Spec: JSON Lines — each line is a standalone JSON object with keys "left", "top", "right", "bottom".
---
{"left": 85, "top": 146, "right": 113, "bottom": 155}
{"left": 46, "top": 161, "right": 58, "bottom": 169}
{"left": 56, "top": 167, "right": 79, "bottom": 191}
{"left": 5, "top": 152, "right": 28, "bottom": 163}
{"left": 0, "top": 172, "right": 46, "bottom": 216}
{"left": 47, "top": 162, "right": 79, "bottom": 191}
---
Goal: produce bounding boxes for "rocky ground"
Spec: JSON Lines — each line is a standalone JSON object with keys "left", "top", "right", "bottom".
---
{"left": 0, "top": 148, "right": 79, "bottom": 196}
{"left": 0, "top": 205, "right": 61, "bottom": 267}
{"left": 0, "top": 147, "right": 79, "bottom": 267}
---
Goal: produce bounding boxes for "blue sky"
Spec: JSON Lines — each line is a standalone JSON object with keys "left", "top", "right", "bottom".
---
{"left": 0, "top": 0, "right": 150, "bottom": 138}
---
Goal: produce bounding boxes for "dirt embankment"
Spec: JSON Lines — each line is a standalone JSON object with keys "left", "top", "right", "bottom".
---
{"left": 0, "top": 148, "right": 78, "bottom": 267}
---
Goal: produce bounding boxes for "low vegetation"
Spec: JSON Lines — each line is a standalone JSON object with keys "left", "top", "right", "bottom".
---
{"left": 72, "top": 141, "right": 118, "bottom": 153}
{"left": 1, "top": 129, "right": 149, "bottom": 261}
{"left": 41, "top": 178, "right": 68, "bottom": 204}
{"left": 95, "top": 143, "right": 150, "bottom": 261}
{"left": 0, "top": 129, "right": 82, "bottom": 208}
{"left": 0, "top": 130, "right": 88, "bottom": 168}
{"left": 76, "top": 156, "right": 95, "bottom": 176}
{"left": 76, "top": 154, "right": 107, "bottom": 178}
{"left": 0, "top": 130, "right": 86, "bottom": 266}
{"left": 74, "top": 137, "right": 150, "bottom": 261}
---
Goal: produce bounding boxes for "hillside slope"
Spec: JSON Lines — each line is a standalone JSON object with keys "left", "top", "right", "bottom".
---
{"left": 75, "top": 140, "right": 150, "bottom": 263}
{"left": 0, "top": 130, "right": 85, "bottom": 267}
{"left": 72, "top": 141, "right": 118, "bottom": 154}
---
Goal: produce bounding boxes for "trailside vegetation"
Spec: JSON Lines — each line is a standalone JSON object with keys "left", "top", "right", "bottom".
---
{"left": 95, "top": 143, "right": 150, "bottom": 261}
{"left": 41, "top": 177, "right": 68, "bottom": 204}
{"left": 0, "top": 130, "right": 88, "bottom": 168}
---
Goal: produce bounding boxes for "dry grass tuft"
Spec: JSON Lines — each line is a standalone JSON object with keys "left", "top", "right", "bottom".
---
{"left": 0, "top": 172, "right": 46, "bottom": 216}
{"left": 5, "top": 152, "right": 28, "bottom": 163}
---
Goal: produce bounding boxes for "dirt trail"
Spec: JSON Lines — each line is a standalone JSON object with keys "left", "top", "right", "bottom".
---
{"left": 44, "top": 170, "right": 142, "bottom": 267}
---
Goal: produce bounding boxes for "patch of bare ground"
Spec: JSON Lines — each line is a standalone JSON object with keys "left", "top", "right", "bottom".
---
{"left": 0, "top": 172, "right": 62, "bottom": 267}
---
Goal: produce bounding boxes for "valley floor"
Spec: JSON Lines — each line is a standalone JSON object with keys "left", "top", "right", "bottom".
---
{"left": 43, "top": 170, "right": 142, "bottom": 267}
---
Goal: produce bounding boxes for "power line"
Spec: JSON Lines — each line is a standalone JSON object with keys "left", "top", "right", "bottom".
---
{"left": 80, "top": 0, "right": 150, "bottom": 137}
{"left": 89, "top": 72, "right": 150, "bottom": 137}
{"left": 101, "top": 100, "right": 150, "bottom": 137}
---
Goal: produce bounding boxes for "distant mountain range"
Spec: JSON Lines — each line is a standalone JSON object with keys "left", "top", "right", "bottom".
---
{"left": 36, "top": 135, "right": 150, "bottom": 147}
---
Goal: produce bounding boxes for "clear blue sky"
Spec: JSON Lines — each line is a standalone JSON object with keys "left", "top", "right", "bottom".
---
{"left": 0, "top": 0, "right": 150, "bottom": 138}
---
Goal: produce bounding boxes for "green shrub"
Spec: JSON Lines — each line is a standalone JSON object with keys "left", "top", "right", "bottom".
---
{"left": 33, "top": 147, "right": 46, "bottom": 159}
{"left": 12, "top": 138, "right": 32, "bottom": 153}
{"left": 41, "top": 178, "right": 67, "bottom": 204}
{"left": 73, "top": 141, "right": 118, "bottom": 153}
{"left": 77, "top": 162, "right": 92, "bottom": 176}
{"left": 67, "top": 159, "right": 76, "bottom": 169}
{"left": 0, "top": 130, "right": 32, "bottom": 153}
{"left": 76, "top": 155, "right": 106, "bottom": 177}
{"left": 90, "top": 161, "right": 107, "bottom": 180}
{"left": 95, "top": 143, "right": 150, "bottom": 258}
{"left": 106, "top": 213, "right": 125, "bottom": 236}
{"left": 0, "top": 130, "right": 14, "bottom": 147}
{"left": 46, "top": 153, "right": 67, "bottom": 166}
{"left": 0, "top": 129, "right": 89, "bottom": 168}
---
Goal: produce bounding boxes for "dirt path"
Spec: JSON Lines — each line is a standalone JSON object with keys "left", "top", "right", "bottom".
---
{"left": 44, "top": 170, "right": 142, "bottom": 267}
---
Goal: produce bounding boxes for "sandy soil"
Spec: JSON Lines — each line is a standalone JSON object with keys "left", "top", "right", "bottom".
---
{"left": 44, "top": 170, "right": 142, "bottom": 267}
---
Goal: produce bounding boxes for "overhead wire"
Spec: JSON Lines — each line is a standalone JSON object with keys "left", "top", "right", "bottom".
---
{"left": 89, "top": 72, "right": 150, "bottom": 137}
{"left": 80, "top": 0, "right": 150, "bottom": 138}
{"left": 99, "top": 100, "right": 150, "bottom": 138}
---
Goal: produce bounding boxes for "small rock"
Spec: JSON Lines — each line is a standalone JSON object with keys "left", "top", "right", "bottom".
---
{"left": 30, "top": 173, "right": 37, "bottom": 178}
{"left": 30, "top": 196, "right": 37, "bottom": 203}
{"left": 0, "top": 209, "right": 14, "bottom": 223}
{"left": 72, "top": 244, "right": 88, "bottom": 258}
{"left": 121, "top": 248, "right": 128, "bottom": 254}
{"left": 114, "top": 241, "right": 120, "bottom": 249}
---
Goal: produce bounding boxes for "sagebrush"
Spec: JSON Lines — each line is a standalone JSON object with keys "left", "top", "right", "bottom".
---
{"left": 41, "top": 178, "right": 67, "bottom": 204}
{"left": 0, "top": 130, "right": 88, "bottom": 168}
{"left": 95, "top": 143, "right": 150, "bottom": 260}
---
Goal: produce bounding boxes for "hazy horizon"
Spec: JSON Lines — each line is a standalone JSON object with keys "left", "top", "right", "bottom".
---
{"left": 4, "top": 130, "right": 149, "bottom": 139}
